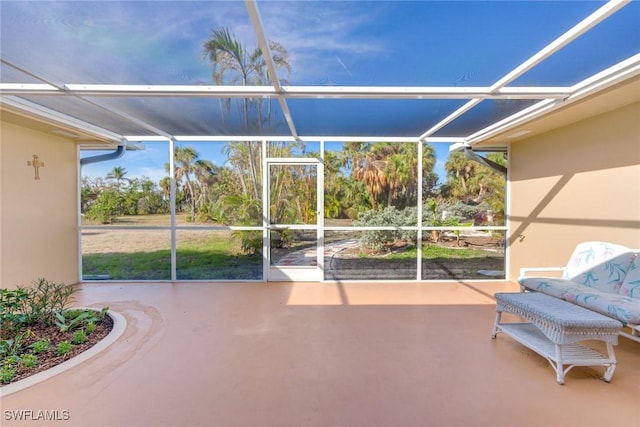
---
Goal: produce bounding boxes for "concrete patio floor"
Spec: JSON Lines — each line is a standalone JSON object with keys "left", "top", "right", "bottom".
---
{"left": 2, "top": 281, "right": 639, "bottom": 427}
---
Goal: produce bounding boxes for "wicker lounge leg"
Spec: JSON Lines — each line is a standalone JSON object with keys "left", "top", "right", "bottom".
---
{"left": 554, "top": 344, "right": 565, "bottom": 384}
{"left": 603, "top": 342, "right": 617, "bottom": 383}
{"left": 491, "top": 311, "right": 502, "bottom": 339}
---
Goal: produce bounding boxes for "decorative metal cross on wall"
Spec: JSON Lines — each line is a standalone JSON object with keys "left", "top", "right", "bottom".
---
{"left": 27, "top": 154, "right": 45, "bottom": 180}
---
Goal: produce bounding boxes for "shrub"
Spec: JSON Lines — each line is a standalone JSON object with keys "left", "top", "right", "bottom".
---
{"left": 56, "top": 341, "right": 72, "bottom": 356}
{"left": 355, "top": 206, "right": 417, "bottom": 253}
{"left": 21, "top": 354, "right": 38, "bottom": 368}
{"left": 23, "top": 278, "right": 76, "bottom": 325}
{"left": 86, "top": 322, "right": 97, "bottom": 334}
{"left": 0, "top": 289, "right": 30, "bottom": 335}
{"left": 0, "top": 330, "right": 33, "bottom": 358}
{"left": 2, "top": 355, "right": 21, "bottom": 382}
{"left": 1, "top": 364, "right": 16, "bottom": 384}
{"left": 72, "top": 330, "right": 87, "bottom": 345}
{"left": 30, "top": 339, "right": 50, "bottom": 354}
{"left": 86, "top": 190, "right": 123, "bottom": 224}
{"left": 232, "top": 230, "right": 262, "bottom": 255}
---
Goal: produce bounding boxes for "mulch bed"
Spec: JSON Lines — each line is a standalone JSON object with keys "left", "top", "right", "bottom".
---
{"left": 3, "top": 314, "right": 113, "bottom": 385}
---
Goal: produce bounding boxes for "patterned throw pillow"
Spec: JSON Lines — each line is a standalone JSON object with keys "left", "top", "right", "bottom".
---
{"left": 620, "top": 254, "right": 640, "bottom": 299}
{"left": 563, "top": 242, "right": 635, "bottom": 294}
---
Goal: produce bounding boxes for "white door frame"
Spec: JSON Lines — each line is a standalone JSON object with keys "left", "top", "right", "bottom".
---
{"left": 263, "top": 157, "right": 324, "bottom": 281}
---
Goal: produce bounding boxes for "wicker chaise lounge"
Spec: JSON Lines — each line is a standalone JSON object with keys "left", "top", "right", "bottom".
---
{"left": 519, "top": 241, "right": 640, "bottom": 343}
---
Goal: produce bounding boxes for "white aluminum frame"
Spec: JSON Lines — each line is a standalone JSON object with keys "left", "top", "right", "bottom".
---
{"left": 3, "top": 0, "right": 633, "bottom": 283}
{"left": 264, "top": 156, "right": 324, "bottom": 282}
{"left": 0, "top": 1, "right": 633, "bottom": 148}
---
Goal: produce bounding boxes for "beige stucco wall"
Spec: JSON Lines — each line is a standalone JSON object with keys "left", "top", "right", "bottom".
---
{"left": 0, "top": 120, "right": 79, "bottom": 289}
{"left": 508, "top": 102, "right": 640, "bottom": 281}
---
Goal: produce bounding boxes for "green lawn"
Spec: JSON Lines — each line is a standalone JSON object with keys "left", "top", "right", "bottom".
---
{"left": 83, "top": 225, "right": 503, "bottom": 280}
{"left": 83, "top": 232, "right": 262, "bottom": 280}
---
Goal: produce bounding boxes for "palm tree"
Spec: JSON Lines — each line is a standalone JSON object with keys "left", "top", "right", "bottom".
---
{"left": 193, "top": 159, "right": 217, "bottom": 208}
{"left": 444, "top": 151, "right": 476, "bottom": 199}
{"left": 202, "top": 28, "right": 290, "bottom": 201}
{"left": 202, "top": 28, "right": 290, "bottom": 128}
{"left": 422, "top": 143, "right": 439, "bottom": 198}
{"left": 351, "top": 142, "right": 418, "bottom": 210}
{"left": 106, "top": 166, "right": 128, "bottom": 188}
{"left": 174, "top": 146, "right": 199, "bottom": 219}
{"left": 159, "top": 177, "right": 171, "bottom": 202}
{"left": 222, "top": 141, "right": 261, "bottom": 200}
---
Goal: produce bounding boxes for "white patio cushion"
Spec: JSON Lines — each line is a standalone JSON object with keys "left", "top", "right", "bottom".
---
{"left": 520, "top": 277, "right": 582, "bottom": 299}
{"left": 520, "top": 276, "right": 640, "bottom": 325}
{"left": 620, "top": 255, "right": 640, "bottom": 299}
{"left": 563, "top": 241, "right": 635, "bottom": 294}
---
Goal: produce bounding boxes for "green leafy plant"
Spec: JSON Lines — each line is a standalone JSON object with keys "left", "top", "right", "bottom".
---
{"left": 30, "top": 339, "right": 51, "bottom": 354}
{"left": 0, "top": 330, "right": 33, "bottom": 358}
{"left": 1, "top": 279, "right": 76, "bottom": 336}
{"left": 3, "top": 355, "right": 21, "bottom": 367}
{"left": 86, "top": 189, "right": 124, "bottom": 224}
{"left": 63, "top": 309, "right": 85, "bottom": 319}
{"left": 72, "top": 329, "right": 87, "bottom": 345}
{"left": 355, "top": 206, "right": 417, "bottom": 253}
{"left": 21, "top": 354, "right": 38, "bottom": 368}
{"left": 56, "top": 341, "right": 72, "bottom": 356}
{"left": 55, "top": 310, "right": 98, "bottom": 333}
{"left": 0, "top": 288, "right": 30, "bottom": 334}
{"left": 424, "top": 200, "right": 463, "bottom": 243}
{"left": 96, "top": 307, "right": 109, "bottom": 321}
{"left": 85, "top": 322, "right": 97, "bottom": 334}
{"left": 0, "top": 339, "right": 19, "bottom": 358}
{"left": 23, "top": 278, "right": 76, "bottom": 325}
{"left": 1, "top": 364, "right": 17, "bottom": 383}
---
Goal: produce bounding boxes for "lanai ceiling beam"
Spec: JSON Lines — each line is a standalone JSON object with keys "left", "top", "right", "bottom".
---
{"left": 245, "top": 0, "right": 299, "bottom": 140}
{"left": 0, "top": 60, "right": 177, "bottom": 141}
{"left": 1, "top": 84, "right": 572, "bottom": 99}
{"left": 419, "top": 0, "right": 631, "bottom": 142}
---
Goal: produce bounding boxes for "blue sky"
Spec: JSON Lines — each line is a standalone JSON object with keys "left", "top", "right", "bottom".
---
{"left": 5, "top": 1, "right": 629, "bottom": 88}
{"left": 5, "top": 1, "right": 639, "bottom": 161}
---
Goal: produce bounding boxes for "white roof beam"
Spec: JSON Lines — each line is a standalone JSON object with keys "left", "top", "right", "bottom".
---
{"left": 463, "top": 99, "right": 559, "bottom": 145}
{"left": 0, "top": 62, "right": 177, "bottom": 141}
{"left": 418, "top": 0, "right": 631, "bottom": 141}
{"left": 283, "top": 86, "right": 569, "bottom": 99}
{"left": 0, "top": 58, "right": 66, "bottom": 90}
{"left": 489, "top": 0, "right": 631, "bottom": 91}
{"left": 0, "top": 83, "right": 60, "bottom": 94}
{"left": 77, "top": 97, "right": 176, "bottom": 140}
{"left": 61, "top": 84, "right": 276, "bottom": 97}
{"left": 2, "top": 83, "right": 571, "bottom": 99}
{"left": 127, "top": 135, "right": 466, "bottom": 143}
{"left": 464, "top": 53, "right": 640, "bottom": 145}
{"left": 568, "top": 52, "right": 640, "bottom": 99}
{"left": 245, "top": 0, "right": 299, "bottom": 140}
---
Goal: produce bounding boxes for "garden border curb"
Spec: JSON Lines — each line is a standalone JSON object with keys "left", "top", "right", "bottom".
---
{"left": 0, "top": 308, "right": 126, "bottom": 397}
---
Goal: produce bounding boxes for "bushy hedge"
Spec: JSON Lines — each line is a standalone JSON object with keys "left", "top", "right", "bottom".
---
{"left": 354, "top": 200, "right": 490, "bottom": 253}
{"left": 354, "top": 206, "right": 417, "bottom": 253}
{"left": 425, "top": 200, "right": 489, "bottom": 223}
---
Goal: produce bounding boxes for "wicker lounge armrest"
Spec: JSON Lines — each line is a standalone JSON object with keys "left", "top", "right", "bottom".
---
{"left": 518, "top": 267, "right": 565, "bottom": 291}
{"left": 519, "top": 266, "right": 565, "bottom": 277}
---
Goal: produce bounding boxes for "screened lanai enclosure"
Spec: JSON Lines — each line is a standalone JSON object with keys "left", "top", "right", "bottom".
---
{"left": 1, "top": 0, "right": 638, "bottom": 281}
{"left": 79, "top": 139, "right": 508, "bottom": 281}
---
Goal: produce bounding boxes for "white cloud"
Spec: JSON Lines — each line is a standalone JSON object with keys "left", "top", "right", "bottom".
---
{"left": 257, "top": 1, "right": 392, "bottom": 84}
{"left": 2, "top": 1, "right": 396, "bottom": 86}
